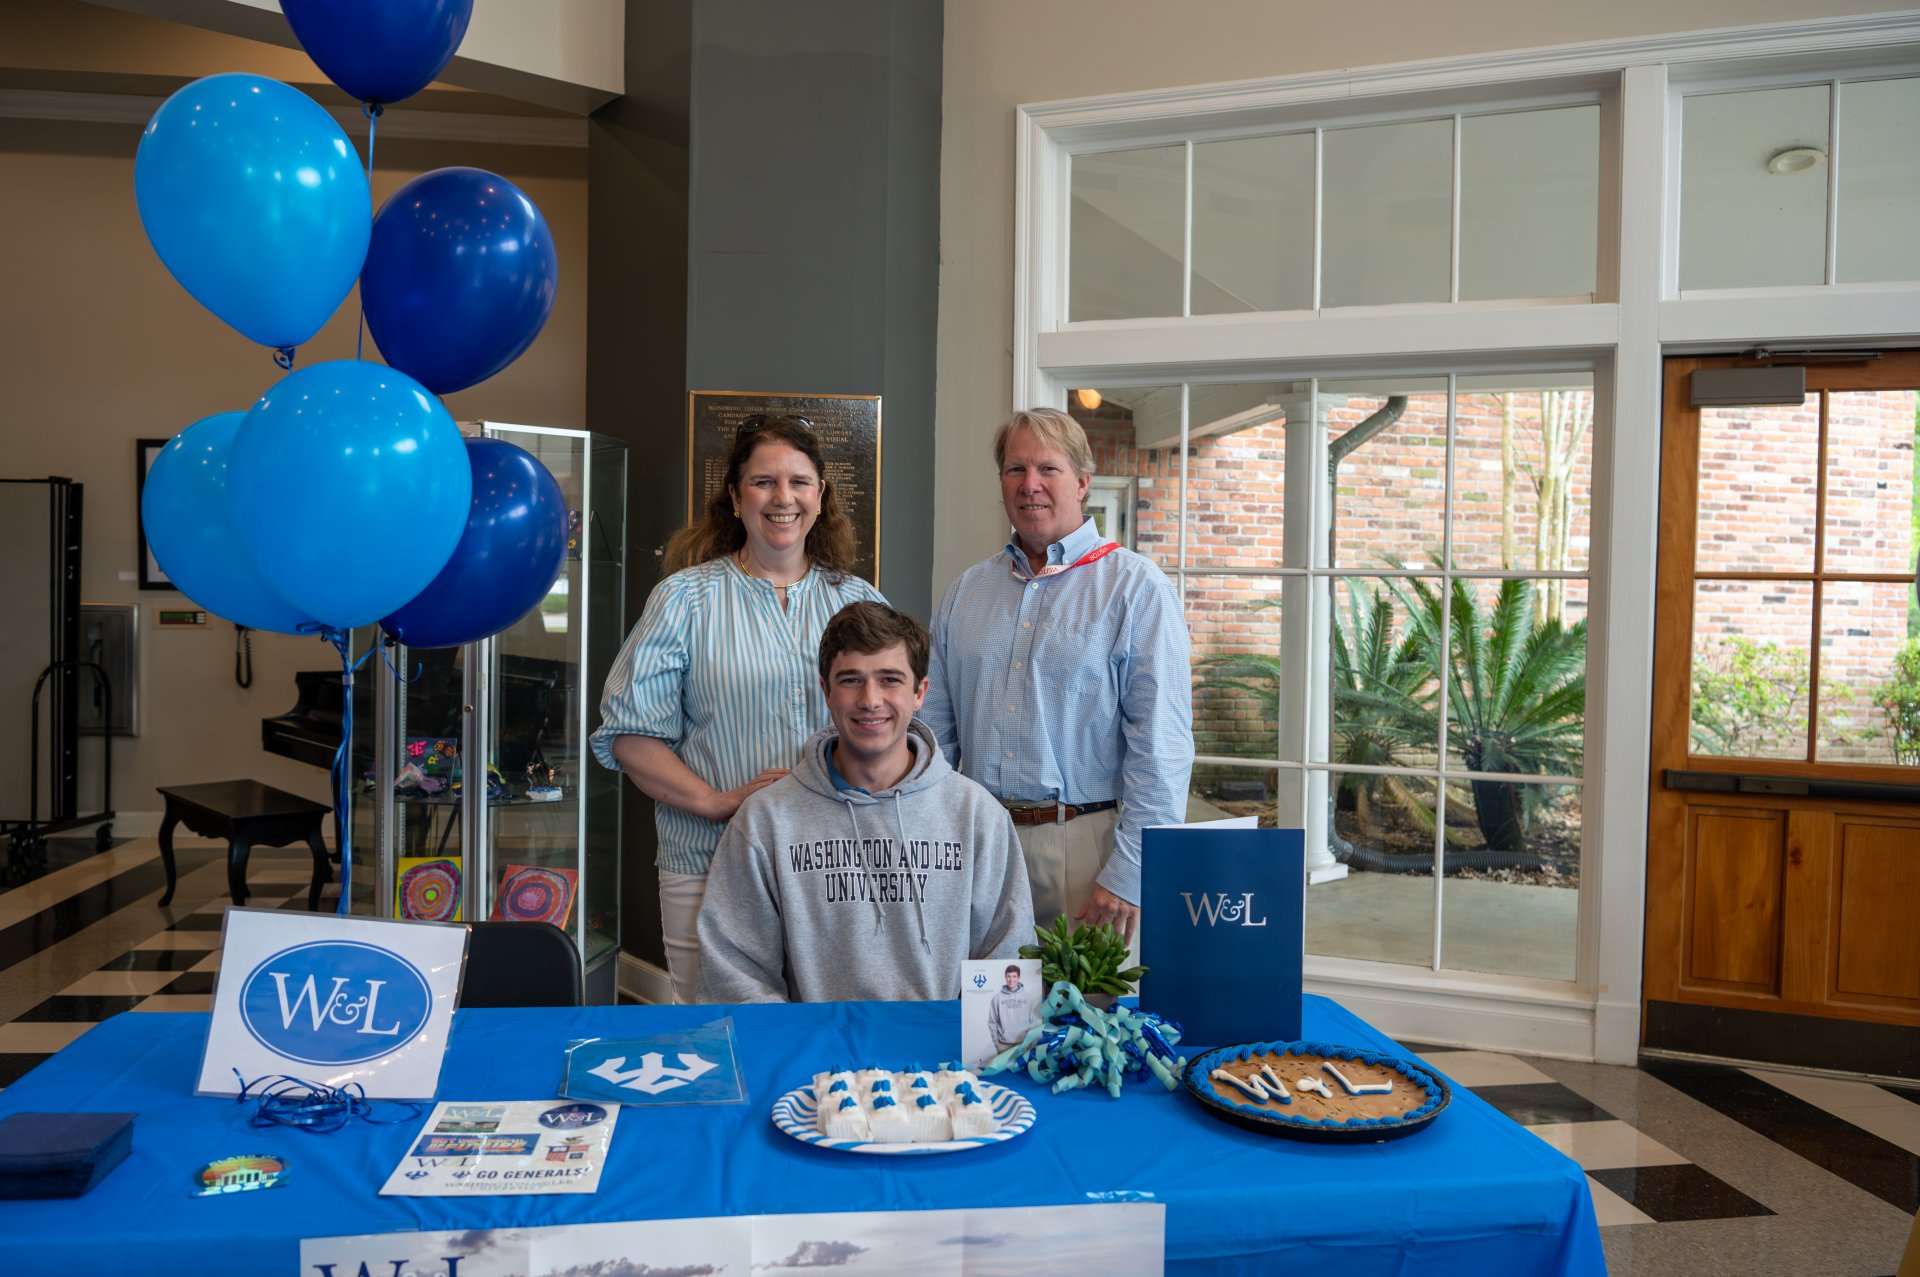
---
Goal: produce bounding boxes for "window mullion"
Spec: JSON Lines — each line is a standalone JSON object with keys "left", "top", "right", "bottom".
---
{"left": 1450, "top": 115, "right": 1463, "bottom": 304}
{"left": 1312, "top": 128, "right": 1324, "bottom": 313}
{"left": 1824, "top": 80, "right": 1841, "bottom": 287}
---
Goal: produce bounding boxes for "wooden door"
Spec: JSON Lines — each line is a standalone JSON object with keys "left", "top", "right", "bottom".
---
{"left": 1645, "top": 354, "right": 1920, "bottom": 1075}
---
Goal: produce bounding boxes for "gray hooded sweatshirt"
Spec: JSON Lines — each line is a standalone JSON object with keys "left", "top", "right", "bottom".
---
{"left": 696, "top": 720, "right": 1034, "bottom": 1003}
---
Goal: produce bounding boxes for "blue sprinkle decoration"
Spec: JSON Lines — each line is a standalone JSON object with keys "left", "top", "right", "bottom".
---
{"left": 917, "top": 1094, "right": 937, "bottom": 1109}
{"left": 873, "top": 1095, "right": 897, "bottom": 1110}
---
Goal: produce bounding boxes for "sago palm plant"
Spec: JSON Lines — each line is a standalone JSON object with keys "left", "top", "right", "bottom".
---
{"left": 1328, "top": 581, "right": 1440, "bottom": 834}
{"left": 1390, "top": 575, "right": 1586, "bottom": 851}
{"left": 1192, "top": 583, "right": 1438, "bottom": 833}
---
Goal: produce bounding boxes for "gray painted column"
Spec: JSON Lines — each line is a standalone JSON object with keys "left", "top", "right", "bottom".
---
{"left": 687, "top": 0, "right": 941, "bottom": 616}
{"left": 588, "top": 0, "right": 942, "bottom": 971}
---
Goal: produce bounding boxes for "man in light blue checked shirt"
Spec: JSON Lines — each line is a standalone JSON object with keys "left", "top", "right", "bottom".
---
{"left": 922, "top": 407, "right": 1193, "bottom": 953}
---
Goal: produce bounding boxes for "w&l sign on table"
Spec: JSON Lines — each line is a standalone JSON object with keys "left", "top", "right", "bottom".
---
{"left": 1140, "top": 825, "right": 1305, "bottom": 1048}
{"left": 196, "top": 908, "right": 467, "bottom": 1099}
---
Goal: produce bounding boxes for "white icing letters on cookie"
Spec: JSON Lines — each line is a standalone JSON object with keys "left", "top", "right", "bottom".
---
{"left": 1322, "top": 1061, "right": 1394, "bottom": 1095}
{"left": 1295, "top": 1075, "right": 1333, "bottom": 1099}
{"left": 1257, "top": 1063, "right": 1289, "bottom": 1097}
{"left": 1210, "top": 1068, "right": 1275, "bottom": 1103}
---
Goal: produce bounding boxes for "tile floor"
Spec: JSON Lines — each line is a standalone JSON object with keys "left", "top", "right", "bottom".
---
{"left": 0, "top": 834, "right": 1916, "bottom": 1274}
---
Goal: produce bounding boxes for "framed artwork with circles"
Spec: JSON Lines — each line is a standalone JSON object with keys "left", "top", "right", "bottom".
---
{"left": 492, "top": 864, "right": 578, "bottom": 927}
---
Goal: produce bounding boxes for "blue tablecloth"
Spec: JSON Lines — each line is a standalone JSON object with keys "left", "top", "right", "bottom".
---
{"left": 0, "top": 995, "right": 1603, "bottom": 1276}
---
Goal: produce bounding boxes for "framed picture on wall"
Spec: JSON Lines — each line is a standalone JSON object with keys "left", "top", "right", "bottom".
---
{"left": 136, "top": 437, "right": 172, "bottom": 591}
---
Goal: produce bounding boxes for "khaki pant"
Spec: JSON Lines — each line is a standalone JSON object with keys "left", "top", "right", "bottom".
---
{"left": 658, "top": 868, "right": 707, "bottom": 1004}
{"left": 1013, "top": 807, "right": 1142, "bottom": 973}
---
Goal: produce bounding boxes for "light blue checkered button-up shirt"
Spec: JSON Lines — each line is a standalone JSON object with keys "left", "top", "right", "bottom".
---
{"left": 591, "top": 557, "right": 885, "bottom": 874}
{"left": 921, "top": 518, "right": 1194, "bottom": 903}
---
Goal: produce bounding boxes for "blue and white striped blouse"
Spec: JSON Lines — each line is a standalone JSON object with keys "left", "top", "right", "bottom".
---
{"left": 591, "top": 556, "right": 886, "bottom": 874}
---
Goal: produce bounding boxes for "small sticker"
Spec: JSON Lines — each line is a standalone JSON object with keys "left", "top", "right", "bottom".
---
{"left": 433, "top": 1104, "right": 506, "bottom": 1134}
{"left": 195, "top": 1154, "right": 287, "bottom": 1196}
{"left": 538, "top": 1103, "right": 608, "bottom": 1129}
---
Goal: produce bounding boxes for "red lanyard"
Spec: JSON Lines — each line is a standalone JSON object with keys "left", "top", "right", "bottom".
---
{"left": 1010, "top": 540, "right": 1119, "bottom": 582}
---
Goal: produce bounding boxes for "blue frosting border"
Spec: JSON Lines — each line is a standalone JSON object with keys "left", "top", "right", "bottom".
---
{"left": 1189, "top": 1040, "right": 1445, "bottom": 1130}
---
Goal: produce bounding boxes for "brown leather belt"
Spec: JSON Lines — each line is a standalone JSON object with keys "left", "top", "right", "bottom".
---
{"left": 1001, "top": 799, "right": 1117, "bottom": 827}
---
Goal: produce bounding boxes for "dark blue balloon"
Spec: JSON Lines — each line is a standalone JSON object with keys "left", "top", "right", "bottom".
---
{"left": 380, "top": 438, "right": 569, "bottom": 650}
{"left": 280, "top": 0, "right": 474, "bottom": 107}
{"left": 134, "top": 74, "right": 369, "bottom": 350}
{"left": 361, "top": 167, "right": 559, "bottom": 395}
{"left": 229, "top": 361, "right": 471, "bottom": 629}
{"left": 141, "top": 413, "right": 318, "bottom": 635}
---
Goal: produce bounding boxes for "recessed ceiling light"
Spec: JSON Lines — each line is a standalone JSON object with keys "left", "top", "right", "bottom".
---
{"left": 1767, "top": 146, "right": 1826, "bottom": 175}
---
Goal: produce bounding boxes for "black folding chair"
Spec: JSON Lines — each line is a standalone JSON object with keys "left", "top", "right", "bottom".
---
{"left": 461, "top": 920, "right": 584, "bottom": 1008}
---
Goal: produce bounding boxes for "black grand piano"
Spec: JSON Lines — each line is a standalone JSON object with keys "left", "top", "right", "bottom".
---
{"left": 263, "top": 653, "right": 569, "bottom": 780}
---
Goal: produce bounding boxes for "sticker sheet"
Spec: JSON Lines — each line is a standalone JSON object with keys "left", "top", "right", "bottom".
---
{"left": 379, "top": 1100, "right": 619, "bottom": 1196}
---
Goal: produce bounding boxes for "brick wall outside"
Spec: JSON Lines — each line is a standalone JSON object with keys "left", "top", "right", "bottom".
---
{"left": 1693, "top": 392, "right": 1916, "bottom": 762}
{"left": 1073, "top": 387, "right": 1916, "bottom": 767}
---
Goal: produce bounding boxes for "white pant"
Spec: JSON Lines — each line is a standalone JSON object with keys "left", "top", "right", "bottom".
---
{"left": 657, "top": 869, "right": 708, "bottom": 1005}
{"left": 1013, "top": 807, "right": 1142, "bottom": 971}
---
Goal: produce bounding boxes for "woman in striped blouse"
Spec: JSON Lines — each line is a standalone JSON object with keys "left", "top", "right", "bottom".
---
{"left": 592, "top": 416, "right": 885, "bottom": 1002}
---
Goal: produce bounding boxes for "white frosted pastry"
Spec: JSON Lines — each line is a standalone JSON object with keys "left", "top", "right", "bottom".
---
{"left": 821, "top": 1095, "right": 870, "bottom": 1140}
{"left": 866, "top": 1094, "right": 912, "bottom": 1142}
{"left": 813, "top": 1069, "right": 855, "bottom": 1108}
{"left": 854, "top": 1066, "right": 892, "bottom": 1091}
{"left": 947, "top": 1085, "right": 997, "bottom": 1138}
{"left": 902, "top": 1069, "right": 939, "bottom": 1101}
{"left": 901, "top": 1092, "right": 953, "bottom": 1141}
{"left": 932, "top": 1066, "right": 978, "bottom": 1100}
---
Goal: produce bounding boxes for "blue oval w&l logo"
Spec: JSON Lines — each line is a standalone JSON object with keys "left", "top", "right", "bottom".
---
{"left": 239, "top": 941, "right": 433, "bottom": 1066}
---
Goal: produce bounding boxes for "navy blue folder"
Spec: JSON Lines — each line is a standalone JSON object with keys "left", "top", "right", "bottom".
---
{"left": 1140, "top": 826, "right": 1305, "bottom": 1049}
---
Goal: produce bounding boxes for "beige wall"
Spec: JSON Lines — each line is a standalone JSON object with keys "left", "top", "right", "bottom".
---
{"left": 0, "top": 116, "right": 587, "bottom": 826}
{"left": 934, "top": 0, "right": 1916, "bottom": 593}
{"left": 81, "top": 0, "right": 624, "bottom": 109}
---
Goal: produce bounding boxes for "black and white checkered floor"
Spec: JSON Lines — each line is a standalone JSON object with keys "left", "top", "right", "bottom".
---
{"left": 1, "top": 836, "right": 1916, "bottom": 1274}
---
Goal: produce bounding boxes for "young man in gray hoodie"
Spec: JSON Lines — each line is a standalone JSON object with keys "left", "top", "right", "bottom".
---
{"left": 696, "top": 602, "right": 1034, "bottom": 1003}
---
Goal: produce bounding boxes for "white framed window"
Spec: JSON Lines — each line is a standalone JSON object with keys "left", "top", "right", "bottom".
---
{"left": 1066, "top": 370, "right": 1595, "bottom": 987}
{"left": 1063, "top": 94, "right": 1605, "bottom": 324}
{"left": 1011, "top": 11, "right": 1920, "bottom": 1063}
{"left": 1671, "top": 65, "right": 1920, "bottom": 295}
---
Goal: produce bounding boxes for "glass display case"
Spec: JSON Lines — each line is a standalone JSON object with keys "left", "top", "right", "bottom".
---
{"left": 359, "top": 424, "right": 627, "bottom": 1002}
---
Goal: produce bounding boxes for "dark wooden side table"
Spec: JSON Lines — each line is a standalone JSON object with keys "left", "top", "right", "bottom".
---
{"left": 156, "top": 781, "right": 332, "bottom": 909}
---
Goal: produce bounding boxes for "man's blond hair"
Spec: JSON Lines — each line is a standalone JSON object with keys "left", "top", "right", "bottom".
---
{"left": 993, "top": 407, "right": 1095, "bottom": 478}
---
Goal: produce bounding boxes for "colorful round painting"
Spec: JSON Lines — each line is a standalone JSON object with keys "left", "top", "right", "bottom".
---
{"left": 496, "top": 865, "right": 575, "bottom": 925}
{"left": 398, "top": 858, "right": 461, "bottom": 922}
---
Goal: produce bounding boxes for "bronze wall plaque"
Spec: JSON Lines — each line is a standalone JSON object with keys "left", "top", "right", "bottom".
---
{"left": 686, "top": 391, "right": 882, "bottom": 585}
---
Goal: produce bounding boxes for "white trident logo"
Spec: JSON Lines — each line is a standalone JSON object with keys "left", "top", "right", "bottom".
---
{"left": 586, "top": 1051, "right": 719, "bottom": 1095}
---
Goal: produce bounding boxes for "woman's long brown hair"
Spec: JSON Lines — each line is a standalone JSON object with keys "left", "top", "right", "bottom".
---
{"left": 662, "top": 416, "right": 858, "bottom": 577}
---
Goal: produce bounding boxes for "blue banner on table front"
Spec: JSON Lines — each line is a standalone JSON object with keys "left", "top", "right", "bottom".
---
{"left": 1140, "top": 826, "right": 1304, "bottom": 1048}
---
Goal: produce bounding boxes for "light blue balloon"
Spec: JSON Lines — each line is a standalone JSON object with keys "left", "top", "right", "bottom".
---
{"left": 141, "top": 413, "right": 318, "bottom": 635}
{"left": 229, "top": 361, "right": 471, "bottom": 628}
{"left": 134, "top": 73, "right": 370, "bottom": 350}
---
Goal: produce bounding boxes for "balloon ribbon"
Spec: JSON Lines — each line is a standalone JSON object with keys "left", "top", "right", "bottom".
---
{"left": 355, "top": 103, "right": 383, "bottom": 363}
{"left": 304, "top": 626, "right": 376, "bottom": 915}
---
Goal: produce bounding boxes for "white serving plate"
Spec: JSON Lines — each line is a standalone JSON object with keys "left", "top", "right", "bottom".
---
{"left": 770, "top": 1081, "right": 1035, "bottom": 1155}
